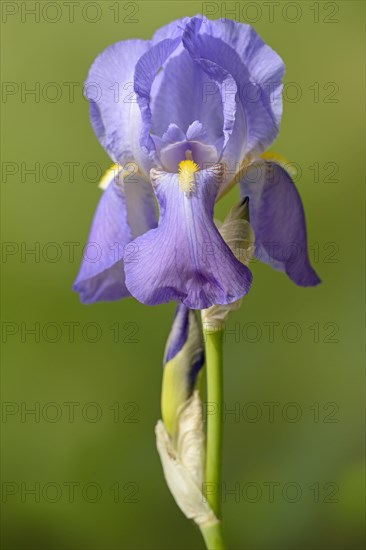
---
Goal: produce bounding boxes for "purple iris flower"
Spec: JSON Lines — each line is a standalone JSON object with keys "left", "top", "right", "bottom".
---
{"left": 74, "top": 16, "right": 320, "bottom": 309}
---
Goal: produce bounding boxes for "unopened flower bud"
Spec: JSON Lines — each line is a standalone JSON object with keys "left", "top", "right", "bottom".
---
{"left": 161, "top": 304, "right": 204, "bottom": 439}
{"left": 156, "top": 391, "right": 217, "bottom": 527}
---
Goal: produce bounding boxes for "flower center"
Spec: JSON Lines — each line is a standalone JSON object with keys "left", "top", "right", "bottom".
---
{"left": 178, "top": 152, "right": 200, "bottom": 193}
{"left": 159, "top": 137, "right": 216, "bottom": 177}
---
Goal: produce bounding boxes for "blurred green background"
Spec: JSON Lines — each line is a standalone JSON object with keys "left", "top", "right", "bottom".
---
{"left": 1, "top": 1, "right": 365, "bottom": 549}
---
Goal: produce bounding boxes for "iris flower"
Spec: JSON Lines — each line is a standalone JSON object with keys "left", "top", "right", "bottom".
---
{"left": 74, "top": 15, "right": 320, "bottom": 309}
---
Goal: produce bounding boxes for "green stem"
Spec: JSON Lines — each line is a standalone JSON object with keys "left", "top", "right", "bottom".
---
{"left": 200, "top": 521, "right": 226, "bottom": 550}
{"left": 201, "top": 326, "right": 227, "bottom": 550}
{"left": 204, "top": 328, "right": 224, "bottom": 517}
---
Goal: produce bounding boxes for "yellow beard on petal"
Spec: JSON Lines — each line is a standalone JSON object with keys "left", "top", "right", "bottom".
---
{"left": 98, "top": 163, "right": 122, "bottom": 190}
{"left": 178, "top": 159, "right": 200, "bottom": 193}
{"left": 98, "top": 162, "right": 140, "bottom": 190}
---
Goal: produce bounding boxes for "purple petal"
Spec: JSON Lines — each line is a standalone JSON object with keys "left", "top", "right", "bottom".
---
{"left": 186, "top": 121, "right": 209, "bottom": 142}
{"left": 73, "top": 172, "right": 156, "bottom": 303}
{"left": 182, "top": 17, "right": 285, "bottom": 169}
{"left": 85, "top": 40, "right": 152, "bottom": 173}
{"left": 125, "top": 166, "right": 252, "bottom": 309}
{"left": 164, "top": 304, "right": 190, "bottom": 363}
{"left": 179, "top": 17, "right": 246, "bottom": 177}
{"left": 151, "top": 48, "right": 225, "bottom": 148}
{"left": 161, "top": 124, "right": 187, "bottom": 145}
{"left": 240, "top": 160, "right": 321, "bottom": 286}
{"left": 181, "top": 29, "right": 238, "bottom": 150}
{"left": 158, "top": 135, "right": 218, "bottom": 173}
{"left": 206, "top": 17, "right": 285, "bottom": 133}
{"left": 133, "top": 37, "right": 183, "bottom": 161}
{"left": 152, "top": 17, "right": 190, "bottom": 44}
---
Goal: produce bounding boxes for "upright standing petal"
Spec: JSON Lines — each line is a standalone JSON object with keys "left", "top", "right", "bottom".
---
{"left": 205, "top": 17, "right": 285, "bottom": 134}
{"left": 151, "top": 17, "right": 190, "bottom": 44}
{"left": 133, "top": 36, "right": 183, "bottom": 161}
{"left": 73, "top": 170, "right": 157, "bottom": 303}
{"left": 240, "top": 160, "right": 321, "bottom": 286}
{"left": 85, "top": 40, "right": 152, "bottom": 173}
{"left": 124, "top": 165, "right": 252, "bottom": 309}
{"left": 182, "top": 17, "right": 285, "bottom": 175}
{"left": 151, "top": 48, "right": 225, "bottom": 149}
{"left": 182, "top": 18, "right": 238, "bottom": 142}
